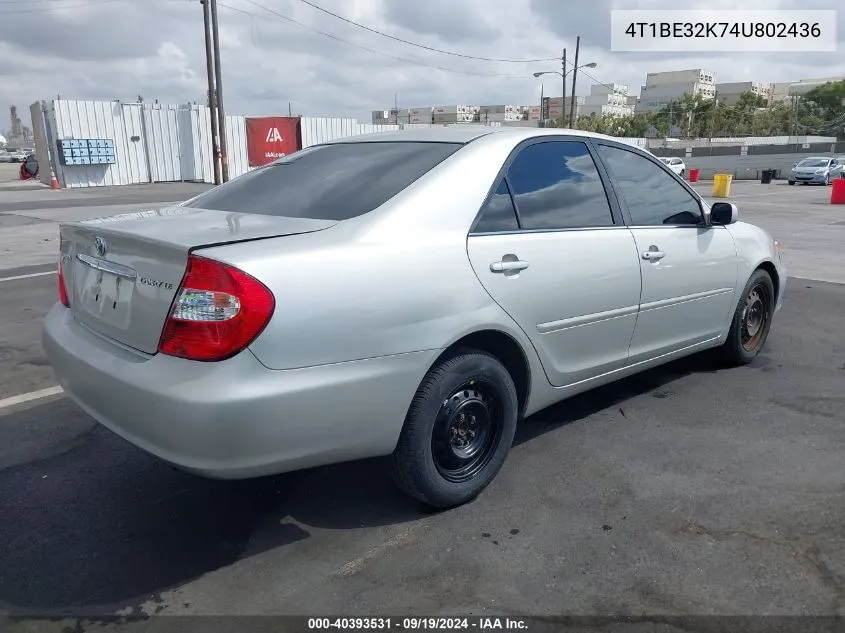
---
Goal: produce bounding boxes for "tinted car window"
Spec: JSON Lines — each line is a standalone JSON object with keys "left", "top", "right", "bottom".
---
{"left": 184, "top": 141, "right": 463, "bottom": 221}
{"left": 474, "top": 180, "right": 519, "bottom": 232}
{"left": 597, "top": 145, "right": 702, "bottom": 226}
{"left": 506, "top": 141, "right": 613, "bottom": 230}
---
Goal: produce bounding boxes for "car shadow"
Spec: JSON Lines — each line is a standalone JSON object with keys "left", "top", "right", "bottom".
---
{"left": 0, "top": 348, "right": 733, "bottom": 615}
{"left": 514, "top": 349, "right": 726, "bottom": 446}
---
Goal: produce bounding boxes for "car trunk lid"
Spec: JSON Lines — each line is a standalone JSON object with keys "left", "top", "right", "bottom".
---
{"left": 60, "top": 205, "right": 336, "bottom": 354}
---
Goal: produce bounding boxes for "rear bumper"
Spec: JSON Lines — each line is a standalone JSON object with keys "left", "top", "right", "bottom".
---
{"left": 42, "top": 304, "right": 435, "bottom": 478}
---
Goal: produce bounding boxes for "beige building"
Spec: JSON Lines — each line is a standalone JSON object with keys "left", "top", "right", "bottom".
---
{"left": 715, "top": 81, "right": 771, "bottom": 105}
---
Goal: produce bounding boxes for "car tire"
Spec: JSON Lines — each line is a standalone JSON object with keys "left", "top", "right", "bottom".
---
{"left": 389, "top": 348, "right": 518, "bottom": 509}
{"left": 719, "top": 269, "right": 775, "bottom": 366}
{"left": 788, "top": 180, "right": 795, "bottom": 185}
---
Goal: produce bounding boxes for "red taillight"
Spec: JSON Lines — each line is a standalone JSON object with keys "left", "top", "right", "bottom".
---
{"left": 58, "top": 257, "right": 69, "bottom": 307}
{"left": 158, "top": 254, "right": 275, "bottom": 362}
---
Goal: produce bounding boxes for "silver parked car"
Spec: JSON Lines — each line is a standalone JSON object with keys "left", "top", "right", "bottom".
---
{"left": 43, "top": 127, "right": 786, "bottom": 508}
{"left": 788, "top": 156, "right": 844, "bottom": 185}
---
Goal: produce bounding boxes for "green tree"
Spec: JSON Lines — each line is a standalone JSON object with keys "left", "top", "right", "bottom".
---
{"left": 801, "top": 80, "right": 845, "bottom": 120}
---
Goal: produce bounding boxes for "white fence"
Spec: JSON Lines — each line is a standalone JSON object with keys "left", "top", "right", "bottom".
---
{"left": 38, "top": 99, "right": 400, "bottom": 189}
{"left": 35, "top": 98, "right": 660, "bottom": 189}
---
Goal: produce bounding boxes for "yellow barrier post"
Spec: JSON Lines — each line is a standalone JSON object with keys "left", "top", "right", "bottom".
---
{"left": 712, "top": 173, "right": 733, "bottom": 198}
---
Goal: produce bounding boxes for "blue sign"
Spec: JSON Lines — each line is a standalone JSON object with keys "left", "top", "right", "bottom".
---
{"left": 57, "top": 138, "right": 116, "bottom": 166}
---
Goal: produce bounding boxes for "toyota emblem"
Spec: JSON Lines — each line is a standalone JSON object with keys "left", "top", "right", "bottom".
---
{"left": 93, "top": 236, "right": 108, "bottom": 257}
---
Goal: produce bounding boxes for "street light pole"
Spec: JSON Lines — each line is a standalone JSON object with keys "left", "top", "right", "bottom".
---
{"left": 201, "top": 0, "right": 220, "bottom": 185}
{"left": 209, "top": 0, "right": 228, "bottom": 182}
{"left": 533, "top": 60, "right": 597, "bottom": 129}
{"left": 539, "top": 82, "right": 544, "bottom": 127}
{"left": 569, "top": 36, "right": 580, "bottom": 128}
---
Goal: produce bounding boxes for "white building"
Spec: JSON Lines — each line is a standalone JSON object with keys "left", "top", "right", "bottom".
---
{"left": 579, "top": 83, "right": 634, "bottom": 118}
{"left": 645, "top": 69, "right": 715, "bottom": 87}
{"left": 543, "top": 95, "right": 585, "bottom": 121}
{"left": 769, "top": 76, "right": 845, "bottom": 104}
{"left": 715, "top": 81, "right": 770, "bottom": 105}
{"left": 636, "top": 68, "right": 716, "bottom": 113}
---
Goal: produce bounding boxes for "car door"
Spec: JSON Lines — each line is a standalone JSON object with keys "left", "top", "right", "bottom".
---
{"left": 593, "top": 141, "right": 739, "bottom": 363}
{"left": 466, "top": 138, "right": 643, "bottom": 388}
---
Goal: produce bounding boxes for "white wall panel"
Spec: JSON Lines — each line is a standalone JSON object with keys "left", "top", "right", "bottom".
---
{"left": 300, "top": 117, "right": 399, "bottom": 147}
{"left": 192, "top": 105, "right": 215, "bottom": 185}
{"left": 144, "top": 104, "right": 181, "bottom": 182}
{"left": 224, "top": 114, "right": 250, "bottom": 179}
{"left": 51, "top": 100, "right": 130, "bottom": 188}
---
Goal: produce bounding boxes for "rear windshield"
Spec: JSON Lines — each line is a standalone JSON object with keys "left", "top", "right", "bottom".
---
{"left": 184, "top": 141, "right": 463, "bottom": 221}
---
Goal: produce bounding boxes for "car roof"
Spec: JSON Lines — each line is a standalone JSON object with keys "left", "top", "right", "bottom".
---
{"left": 327, "top": 125, "right": 635, "bottom": 146}
{"left": 800, "top": 156, "right": 832, "bottom": 160}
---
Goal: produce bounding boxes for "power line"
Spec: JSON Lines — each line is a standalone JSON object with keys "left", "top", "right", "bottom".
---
{"left": 291, "top": 0, "right": 558, "bottom": 64}
{"left": 222, "top": 0, "right": 531, "bottom": 79}
{"left": 291, "top": 0, "right": 617, "bottom": 91}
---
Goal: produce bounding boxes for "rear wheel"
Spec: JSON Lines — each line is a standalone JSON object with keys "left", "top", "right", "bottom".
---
{"left": 390, "top": 348, "right": 518, "bottom": 508}
{"left": 719, "top": 269, "right": 775, "bottom": 365}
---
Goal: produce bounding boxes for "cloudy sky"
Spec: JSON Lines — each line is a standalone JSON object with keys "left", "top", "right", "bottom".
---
{"left": 0, "top": 0, "right": 842, "bottom": 131}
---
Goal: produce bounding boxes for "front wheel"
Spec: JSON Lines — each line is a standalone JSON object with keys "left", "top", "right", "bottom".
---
{"left": 719, "top": 269, "right": 775, "bottom": 365}
{"left": 788, "top": 180, "right": 795, "bottom": 185}
{"left": 390, "top": 348, "right": 518, "bottom": 508}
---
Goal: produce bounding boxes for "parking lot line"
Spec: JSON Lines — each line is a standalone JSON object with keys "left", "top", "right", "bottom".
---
{"left": 0, "top": 270, "right": 56, "bottom": 283}
{"left": 0, "top": 386, "right": 64, "bottom": 412}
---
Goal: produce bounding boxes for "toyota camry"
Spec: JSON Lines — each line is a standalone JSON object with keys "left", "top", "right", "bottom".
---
{"left": 43, "top": 127, "right": 786, "bottom": 508}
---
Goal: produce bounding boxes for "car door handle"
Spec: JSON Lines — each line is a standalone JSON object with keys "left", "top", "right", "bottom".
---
{"left": 641, "top": 250, "right": 666, "bottom": 261}
{"left": 490, "top": 260, "right": 529, "bottom": 273}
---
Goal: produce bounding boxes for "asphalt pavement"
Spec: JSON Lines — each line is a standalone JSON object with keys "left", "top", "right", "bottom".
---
{"left": 0, "top": 179, "right": 843, "bottom": 624}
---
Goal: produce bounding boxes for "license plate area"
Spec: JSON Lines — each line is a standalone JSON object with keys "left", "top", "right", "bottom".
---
{"left": 74, "top": 257, "right": 136, "bottom": 330}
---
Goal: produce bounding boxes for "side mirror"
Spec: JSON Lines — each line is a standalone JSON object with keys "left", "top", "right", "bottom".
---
{"left": 710, "top": 202, "right": 738, "bottom": 225}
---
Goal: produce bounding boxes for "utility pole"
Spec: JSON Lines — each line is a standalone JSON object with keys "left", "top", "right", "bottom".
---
{"left": 561, "top": 48, "right": 567, "bottom": 127}
{"left": 201, "top": 0, "right": 221, "bottom": 185}
{"left": 569, "top": 36, "right": 580, "bottom": 129}
{"left": 539, "top": 82, "right": 544, "bottom": 128}
{"left": 209, "top": 0, "right": 228, "bottom": 182}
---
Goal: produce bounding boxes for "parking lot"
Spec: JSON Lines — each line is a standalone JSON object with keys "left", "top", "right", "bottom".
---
{"left": 0, "top": 180, "right": 843, "bottom": 622}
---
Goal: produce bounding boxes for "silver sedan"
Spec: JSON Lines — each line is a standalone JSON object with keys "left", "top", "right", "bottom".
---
{"left": 42, "top": 127, "right": 787, "bottom": 508}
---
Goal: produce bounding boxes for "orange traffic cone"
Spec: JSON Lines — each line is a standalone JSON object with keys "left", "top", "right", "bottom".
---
{"left": 50, "top": 168, "right": 60, "bottom": 190}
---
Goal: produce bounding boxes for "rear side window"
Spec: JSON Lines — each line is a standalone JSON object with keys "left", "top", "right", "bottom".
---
{"left": 184, "top": 141, "right": 463, "bottom": 221}
{"left": 474, "top": 180, "right": 519, "bottom": 232}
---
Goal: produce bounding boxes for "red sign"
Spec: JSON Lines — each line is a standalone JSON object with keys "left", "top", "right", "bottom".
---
{"left": 245, "top": 117, "right": 302, "bottom": 167}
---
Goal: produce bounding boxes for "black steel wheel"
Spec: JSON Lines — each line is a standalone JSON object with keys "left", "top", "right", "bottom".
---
{"left": 390, "top": 348, "right": 518, "bottom": 508}
{"left": 431, "top": 382, "right": 502, "bottom": 484}
{"left": 720, "top": 269, "right": 775, "bottom": 365}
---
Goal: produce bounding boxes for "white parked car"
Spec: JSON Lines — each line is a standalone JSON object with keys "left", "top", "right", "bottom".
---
{"left": 659, "top": 157, "right": 686, "bottom": 177}
{"left": 0, "top": 150, "right": 11, "bottom": 163}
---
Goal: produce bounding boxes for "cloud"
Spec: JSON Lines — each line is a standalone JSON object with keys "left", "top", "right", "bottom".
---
{"left": 0, "top": 0, "right": 842, "bottom": 133}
